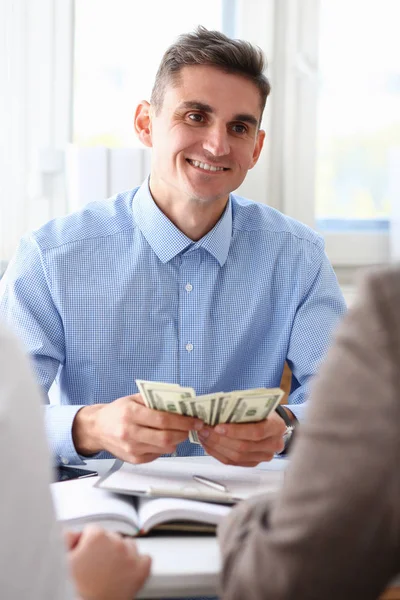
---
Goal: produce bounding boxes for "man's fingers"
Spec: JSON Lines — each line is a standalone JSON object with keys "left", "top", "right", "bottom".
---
{"left": 198, "top": 415, "right": 286, "bottom": 464}
{"left": 113, "top": 429, "right": 187, "bottom": 463}
{"left": 134, "top": 426, "right": 189, "bottom": 449}
{"left": 213, "top": 415, "right": 286, "bottom": 441}
{"left": 198, "top": 427, "right": 284, "bottom": 454}
{"left": 201, "top": 440, "right": 275, "bottom": 465}
{"left": 134, "top": 393, "right": 146, "bottom": 406}
{"left": 127, "top": 452, "right": 164, "bottom": 464}
{"left": 201, "top": 443, "right": 266, "bottom": 467}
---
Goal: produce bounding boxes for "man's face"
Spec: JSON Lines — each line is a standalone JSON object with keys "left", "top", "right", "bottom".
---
{"left": 141, "top": 65, "right": 265, "bottom": 206}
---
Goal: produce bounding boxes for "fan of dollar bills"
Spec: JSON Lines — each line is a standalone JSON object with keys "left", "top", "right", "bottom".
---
{"left": 136, "top": 380, "right": 285, "bottom": 444}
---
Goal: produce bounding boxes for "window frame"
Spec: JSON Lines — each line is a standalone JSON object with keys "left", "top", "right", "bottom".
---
{"left": 237, "top": 0, "right": 391, "bottom": 268}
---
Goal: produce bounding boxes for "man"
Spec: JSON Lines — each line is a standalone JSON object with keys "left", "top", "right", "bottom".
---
{"left": 0, "top": 27, "right": 346, "bottom": 468}
{"left": 0, "top": 322, "right": 150, "bottom": 599}
{"left": 219, "top": 265, "right": 400, "bottom": 600}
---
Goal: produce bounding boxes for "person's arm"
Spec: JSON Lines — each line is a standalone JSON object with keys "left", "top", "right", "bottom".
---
{"left": 197, "top": 242, "right": 346, "bottom": 465}
{"left": 219, "top": 267, "right": 400, "bottom": 600}
{"left": 284, "top": 241, "right": 347, "bottom": 422}
{"left": 0, "top": 323, "right": 74, "bottom": 600}
{"left": 0, "top": 235, "right": 87, "bottom": 465}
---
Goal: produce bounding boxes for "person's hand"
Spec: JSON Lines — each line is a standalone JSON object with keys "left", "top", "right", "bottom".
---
{"left": 197, "top": 411, "right": 287, "bottom": 466}
{"left": 72, "top": 394, "right": 204, "bottom": 463}
{"left": 64, "top": 526, "right": 151, "bottom": 600}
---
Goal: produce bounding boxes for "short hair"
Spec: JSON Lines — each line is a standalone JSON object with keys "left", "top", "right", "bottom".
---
{"left": 151, "top": 26, "right": 271, "bottom": 120}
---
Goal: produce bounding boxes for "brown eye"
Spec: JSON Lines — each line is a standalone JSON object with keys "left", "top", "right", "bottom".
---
{"left": 232, "top": 124, "right": 247, "bottom": 134}
{"left": 188, "top": 113, "right": 204, "bottom": 122}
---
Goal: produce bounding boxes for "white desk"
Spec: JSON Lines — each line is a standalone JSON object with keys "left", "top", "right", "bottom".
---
{"left": 74, "top": 457, "right": 288, "bottom": 599}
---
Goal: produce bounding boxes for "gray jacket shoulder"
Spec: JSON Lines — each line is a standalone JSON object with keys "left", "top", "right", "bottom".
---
{"left": 358, "top": 264, "right": 400, "bottom": 303}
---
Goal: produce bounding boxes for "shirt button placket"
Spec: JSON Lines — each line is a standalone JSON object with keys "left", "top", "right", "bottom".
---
{"left": 184, "top": 278, "right": 194, "bottom": 354}
{"left": 179, "top": 253, "right": 200, "bottom": 392}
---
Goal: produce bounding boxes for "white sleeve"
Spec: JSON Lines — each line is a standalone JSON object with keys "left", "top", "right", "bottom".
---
{"left": 0, "top": 323, "right": 75, "bottom": 600}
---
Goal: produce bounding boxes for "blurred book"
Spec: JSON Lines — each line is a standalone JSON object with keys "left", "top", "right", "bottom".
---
{"left": 51, "top": 475, "right": 231, "bottom": 536}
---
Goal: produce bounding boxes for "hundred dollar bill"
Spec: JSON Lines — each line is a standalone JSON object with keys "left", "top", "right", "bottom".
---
{"left": 136, "top": 380, "right": 194, "bottom": 412}
{"left": 220, "top": 388, "right": 284, "bottom": 424}
{"left": 225, "top": 390, "right": 284, "bottom": 423}
{"left": 136, "top": 380, "right": 178, "bottom": 408}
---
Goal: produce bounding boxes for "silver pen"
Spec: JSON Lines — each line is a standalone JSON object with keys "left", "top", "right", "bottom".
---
{"left": 193, "top": 474, "right": 228, "bottom": 494}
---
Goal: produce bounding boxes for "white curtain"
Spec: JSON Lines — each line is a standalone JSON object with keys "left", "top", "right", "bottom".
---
{"left": 0, "top": 0, "right": 73, "bottom": 272}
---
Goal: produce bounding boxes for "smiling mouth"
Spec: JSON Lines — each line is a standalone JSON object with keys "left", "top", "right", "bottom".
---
{"left": 186, "top": 159, "right": 229, "bottom": 173}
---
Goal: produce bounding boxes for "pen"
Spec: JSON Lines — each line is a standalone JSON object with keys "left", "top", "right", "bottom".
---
{"left": 193, "top": 474, "right": 228, "bottom": 493}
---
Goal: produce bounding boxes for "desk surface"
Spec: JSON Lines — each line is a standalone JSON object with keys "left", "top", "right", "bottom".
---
{"left": 76, "top": 457, "right": 288, "bottom": 599}
{"left": 63, "top": 457, "right": 400, "bottom": 599}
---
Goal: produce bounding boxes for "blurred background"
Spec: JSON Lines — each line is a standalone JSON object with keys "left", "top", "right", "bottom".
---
{"left": 1, "top": 0, "right": 399, "bottom": 300}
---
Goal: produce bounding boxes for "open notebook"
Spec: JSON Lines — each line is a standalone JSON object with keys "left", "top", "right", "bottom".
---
{"left": 51, "top": 476, "right": 231, "bottom": 536}
{"left": 51, "top": 457, "right": 285, "bottom": 536}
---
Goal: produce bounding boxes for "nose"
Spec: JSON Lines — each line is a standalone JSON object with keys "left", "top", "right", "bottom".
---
{"left": 202, "top": 125, "right": 230, "bottom": 157}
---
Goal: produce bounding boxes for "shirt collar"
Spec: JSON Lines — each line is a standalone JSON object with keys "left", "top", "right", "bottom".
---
{"left": 132, "top": 178, "right": 232, "bottom": 267}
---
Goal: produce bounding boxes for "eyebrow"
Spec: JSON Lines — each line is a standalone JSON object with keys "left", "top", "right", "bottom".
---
{"left": 178, "top": 101, "right": 259, "bottom": 128}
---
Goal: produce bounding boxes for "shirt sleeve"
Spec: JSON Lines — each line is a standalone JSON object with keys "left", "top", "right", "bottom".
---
{"left": 284, "top": 240, "right": 347, "bottom": 421}
{"left": 218, "top": 267, "right": 400, "bottom": 600}
{"left": 0, "top": 235, "right": 87, "bottom": 465}
{"left": 0, "top": 323, "right": 75, "bottom": 600}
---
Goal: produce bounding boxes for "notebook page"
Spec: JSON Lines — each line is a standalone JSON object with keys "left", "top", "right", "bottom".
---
{"left": 98, "top": 457, "right": 284, "bottom": 502}
{"left": 137, "top": 497, "right": 231, "bottom": 533}
{"left": 51, "top": 476, "right": 139, "bottom": 533}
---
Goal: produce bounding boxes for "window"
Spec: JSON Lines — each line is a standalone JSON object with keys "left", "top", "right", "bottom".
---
{"left": 245, "top": 0, "right": 399, "bottom": 268}
{"left": 315, "top": 0, "right": 399, "bottom": 234}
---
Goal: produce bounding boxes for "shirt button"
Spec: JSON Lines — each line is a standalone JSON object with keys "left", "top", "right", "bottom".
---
{"left": 60, "top": 457, "right": 69, "bottom": 465}
{"left": 185, "top": 283, "right": 193, "bottom": 292}
{"left": 171, "top": 450, "right": 178, "bottom": 457}
{"left": 186, "top": 342, "right": 193, "bottom": 352}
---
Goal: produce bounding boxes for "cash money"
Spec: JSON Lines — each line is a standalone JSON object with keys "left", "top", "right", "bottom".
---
{"left": 136, "top": 380, "right": 195, "bottom": 412}
{"left": 136, "top": 380, "right": 285, "bottom": 445}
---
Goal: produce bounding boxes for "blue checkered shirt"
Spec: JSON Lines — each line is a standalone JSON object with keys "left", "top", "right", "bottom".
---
{"left": 0, "top": 179, "right": 346, "bottom": 466}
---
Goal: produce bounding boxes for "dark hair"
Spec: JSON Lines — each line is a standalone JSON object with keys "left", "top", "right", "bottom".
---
{"left": 151, "top": 26, "right": 271, "bottom": 120}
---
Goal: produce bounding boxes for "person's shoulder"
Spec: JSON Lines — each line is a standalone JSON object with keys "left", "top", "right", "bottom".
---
{"left": 356, "top": 265, "right": 400, "bottom": 309}
{"left": 32, "top": 187, "right": 140, "bottom": 252}
{"left": 231, "top": 194, "right": 324, "bottom": 249}
{"left": 341, "top": 266, "right": 400, "bottom": 359}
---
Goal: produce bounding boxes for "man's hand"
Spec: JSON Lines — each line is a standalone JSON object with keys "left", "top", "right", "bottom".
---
{"left": 64, "top": 526, "right": 151, "bottom": 600}
{"left": 197, "top": 411, "right": 287, "bottom": 467}
{"left": 72, "top": 394, "right": 204, "bottom": 463}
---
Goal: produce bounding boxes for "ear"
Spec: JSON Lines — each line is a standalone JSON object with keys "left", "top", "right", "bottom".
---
{"left": 134, "top": 101, "right": 153, "bottom": 148}
{"left": 249, "top": 129, "right": 265, "bottom": 169}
